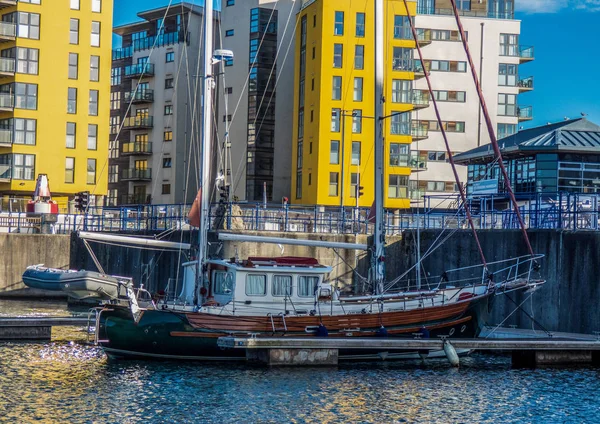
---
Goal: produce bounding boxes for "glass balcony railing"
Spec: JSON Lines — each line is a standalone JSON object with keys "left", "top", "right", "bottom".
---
{"left": 124, "top": 63, "right": 155, "bottom": 78}
{"left": 409, "top": 188, "right": 425, "bottom": 201}
{"left": 0, "top": 93, "right": 13, "bottom": 109}
{"left": 122, "top": 142, "right": 153, "bottom": 155}
{"left": 412, "top": 90, "right": 430, "bottom": 108}
{"left": 520, "top": 46, "right": 534, "bottom": 61}
{"left": 417, "top": 5, "right": 514, "bottom": 19}
{"left": 518, "top": 106, "right": 533, "bottom": 121}
{"left": 112, "top": 31, "right": 188, "bottom": 60}
{"left": 124, "top": 89, "right": 154, "bottom": 103}
{"left": 0, "top": 57, "right": 14, "bottom": 74}
{"left": 122, "top": 116, "right": 153, "bottom": 129}
{"left": 0, "top": 21, "right": 16, "bottom": 38}
{"left": 0, "top": 128, "right": 11, "bottom": 146}
{"left": 121, "top": 168, "right": 152, "bottom": 181}
{"left": 518, "top": 76, "right": 534, "bottom": 91}
{"left": 389, "top": 155, "right": 410, "bottom": 167}
{"left": 410, "top": 155, "right": 428, "bottom": 171}
{"left": 416, "top": 28, "right": 432, "bottom": 45}
{"left": 411, "top": 122, "right": 429, "bottom": 139}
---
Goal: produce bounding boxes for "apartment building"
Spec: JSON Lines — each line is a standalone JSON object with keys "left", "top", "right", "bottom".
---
{"left": 410, "top": 0, "right": 534, "bottom": 204}
{"left": 0, "top": 0, "right": 113, "bottom": 207}
{"left": 108, "top": 3, "right": 214, "bottom": 206}
{"left": 291, "top": 0, "right": 418, "bottom": 208}
{"left": 217, "top": 0, "right": 301, "bottom": 202}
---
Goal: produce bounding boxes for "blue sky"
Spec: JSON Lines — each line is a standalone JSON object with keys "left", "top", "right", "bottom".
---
{"left": 114, "top": 0, "right": 600, "bottom": 128}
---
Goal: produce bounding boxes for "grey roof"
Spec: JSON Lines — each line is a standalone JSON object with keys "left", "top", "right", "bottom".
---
{"left": 455, "top": 118, "right": 600, "bottom": 164}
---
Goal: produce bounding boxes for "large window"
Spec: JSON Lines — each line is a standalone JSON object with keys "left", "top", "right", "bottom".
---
{"left": 87, "top": 159, "right": 96, "bottom": 185}
{"left": 354, "top": 45, "right": 364, "bottom": 70}
{"left": 394, "top": 15, "right": 411, "bottom": 39}
{"left": 353, "top": 77, "right": 363, "bottom": 102}
{"left": 390, "top": 143, "right": 409, "bottom": 166}
{"left": 15, "top": 48, "right": 38, "bottom": 75}
{"left": 66, "top": 122, "right": 76, "bottom": 148}
{"left": 90, "top": 56, "right": 100, "bottom": 81}
{"left": 427, "top": 181, "right": 448, "bottom": 192}
{"left": 18, "top": 12, "right": 40, "bottom": 40}
{"left": 392, "top": 47, "right": 413, "bottom": 71}
{"left": 68, "top": 53, "right": 78, "bottom": 79}
{"left": 498, "top": 123, "right": 517, "bottom": 139}
{"left": 388, "top": 175, "right": 408, "bottom": 198}
{"left": 334, "top": 11, "right": 344, "bottom": 36}
{"left": 15, "top": 83, "right": 37, "bottom": 110}
{"left": 331, "top": 108, "right": 340, "bottom": 132}
{"left": 92, "top": 0, "right": 102, "bottom": 12}
{"left": 500, "top": 33, "right": 518, "bottom": 56}
{"left": 391, "top": 111, "right": 410, "bottom": 135}
{"left": 392, "top": 79, "right": 412, "bottom": 103}
{"left": 428, "top": 120, "right": 465, "bottom": 132}
{"left": 296, "top": 141, "right": 303, "bottom": 169}
{"left": 330, "top": 140, "right": 339, "bottom": 164}
{"left": 298, "top": 276, "right": 318, "bottom": 297}
{"left": 89, "top": 90, "right": 98, "bottom": 116}
{"left": 246, "top": 274, "right": 266, "bottom": 296}
{"left": 13, "top": 153, "right": 35, "bottom": 180}
{"left": 498, "top": 93, "right": 517, "bottom": 116}
{"left": 67, "top": 87, "right": 77, "bottom": 113}
{"left": 352, "top": 109, "right": 362, "bottom": 134}
{"left": 14, "top": 118, "right": 36, "bottom": 145}
{"left": 329, "top": 172, "right": 339, "bottom": 196}
{"left": 296, "top": 170, "right": 302, "bottom": 199}
{"left": 110, "top": 91, "right": 121, "bottom": 110}
{"left": 429, "top": 60, "right": 467, "bottom": 72}
{"left": 91, "top": 21, "right": 101, "bottom": 47}
{"left": 352, "top": 141, "right": 361, "bottom": 165}
{"left": 332, "top": 76, "right": 342, "bottom": 100}
{"left": 111, "top": 67, "right": 121, "bottom": 86}
{"left": 70, "top": 18, "right": 79, "bottom": 44}
{"left": 355, "top": 12, "right": 365, "bottom": 37}
{"left": 88, "top": 124, "right": 97, "bottom": 150}
{"left": 65, "top": 158, "right": 75, "bottom": 183}
{"left": 108, "top": 165, "right": 118, "bottom": 183}
{"left": 333, "top": 44, "right": 343, "bottom": 68}
{"left": 70, "top": 0, "right": 79, "bottom": 9}
{"left": 350, "top": 173, "right": 359, "bottom": 197}
{"left": 273, "top": 275, "right": 292, "bottom": 296}
{"left": 432, "top": 90, "right": 466, "bottom": 102}
{"left": 498, "top": 63, "right": 517, "bottom": 86}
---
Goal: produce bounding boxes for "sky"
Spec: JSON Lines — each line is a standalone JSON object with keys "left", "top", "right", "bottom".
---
{"left": 114, "top": 0, "right": 600, "bottom": 128}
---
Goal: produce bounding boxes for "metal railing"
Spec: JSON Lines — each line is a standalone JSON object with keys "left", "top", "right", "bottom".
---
{"left": 122, "top": 116, "right": 153, "bottom": 129}
{"left": 124, "top": 63, "right": 155, "bottom": 77}
{"left": 122, "top": 142, "right": 153, "bottom": 155}
{"left": 121, "top": 168, "right": 152, "bottom": 180}
{"left": 124, "top": 89, "right": 154, "bottom": 103}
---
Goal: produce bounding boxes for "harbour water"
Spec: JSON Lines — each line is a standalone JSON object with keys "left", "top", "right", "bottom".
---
{"left": 0, "top": 299, "right": 599, "bottom": 423}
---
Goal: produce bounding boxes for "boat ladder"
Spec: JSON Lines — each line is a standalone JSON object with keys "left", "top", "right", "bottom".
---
{"left": 267, "top": 313, "right": 287, "bottom": 335}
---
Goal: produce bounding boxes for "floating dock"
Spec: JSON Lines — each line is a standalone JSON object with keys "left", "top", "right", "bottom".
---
{"left": 0, "top": 317, "right": 89, "bottom": 340}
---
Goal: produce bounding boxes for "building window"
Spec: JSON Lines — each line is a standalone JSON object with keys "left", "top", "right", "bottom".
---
{"left": 88, "top": 124, "right": 97, "bottom": 150}
{"left": 429, "top": 60, "right": 467, "bottom": 72}
{"left": 165, "top": 51, "right": 174, "bottom": 63}
{"left": 498, "top": 63, "right": 517, "bottom": 86}
{"left": 296, "top": 170, "right": 302, "bottom": 199}
{"left": 162, "top": 184, "right": 171, "bottom": 195}
{"left": 353, "top": 77, "right": 363, "bottom": 102}
{"left": 333, "top": 44, "right": 343, "bottom": 68}
{"left": 14, "top": 47, "right": 38, "bottom": 75}
{"left": 456, "top": 0, "right": 471, "bottom": 10}
{"left": 308, "top": 173, "right": 312, "bottom": 185}
{"left": 427, "top": 181, "right": 447, "bottom": 192}
{"left": 87, "top": 159, "right": 96, "bottom": 184}
{"left": 427, "top": 151, "right": 447, "bottom": 162}
{"left": 225, "top": 87, "right": 233, "bottom": 94}
{"left": 392, "top": 79, "right": 412, "bottom": 103}
{"left": 17, "top": 12, "right": 40, "bottom": 40}
{"left": 20, "top": 0, "right": 41, "bottom": 3}
{"left": 432, "top": 90, "right": 466, "bottom": 102}
{"left": 164, "top": 130, "right": 173, "bottom": 141}
{"left": 352, "top": 110, "right": 362, "bottom": 134}
{"left": 329, "top": 172, "right": 339, "bottom": 196}
{"left": 91, "top": 21, "right": 101, "bottom": 47}
{"left": 66, "top": 123, "right": 76, "bottom": 148}
{"left": 108, "top": 165, "right": 118, "bottom": 183}
{"left": 162, "top": 157, "right": 172, "bottom": 168}
{"left": 297, "top": 141, "right": 303, "bottom": 169}
{"left": 354, "top": 45, "right": 364, "bottom": 70}
{"left": 68, "top": 53, "right": 78, "bottom": 79}
{"left": 428, "top": 120, "right": 466, "bottom": 132}
{"left": 334, "top": 11, "right": 344, "bottom": 36}
{"left": 15, "top": 83, "right": 37, "bottom": 110}
{"left": 352, "top": 141, "right": 361, "bottom": 165}
{"left": 165, "top": 78, "right": 174, "bottom": 89}
{"left": 222, "top": 114, "right": 232, "bottom": 122}
{"left": 111, "top": 67, "right": 121, "bottom": 86}
{"left": 394, "top": 15, "right": 411, "bottom": 39}
{"left": 65, "top": 158, "right": 75, "bottom": 183}
{"left": 90, "top": 56, "right": 99, "bottom": 81}
{"left": 332, "top": 76, "right": 342, "bottom": 100}
{"left": 428, "top": 29, "right": 464, "bottom": 41}
{"left": 297, "top": 109, "right": 304, "bottom": 139}
{"left": 331, "top": 108, "right": 340, "bottom": 132}
{"left": 107, "top": 189, "right": 117, "bottom": 206}
{"left": 226, "top": 0, "right": 235, "bottom": 5}
{"left": 389, "top": 175, "right": 408, "bottom": 198}
{"left": 330, "top": 140, "right": 340, "bottom": 164}
{"left": 11, "top": 118, "right": 35, "bottom": 145}
{"left": 391, "top": 111, "right": 410, "bottom": 135}
{"left": 109, "top": 138, "right": 119, "bottom": 158}
{"left": 390, "top": 143, "right": 409, "bottom": 166}
{"left": 70, "top": 18, "right": 79, "bottom": 44}
{"left": 500, "top": 33, "right": 519, "bottom": 56}
{"left": 67, "top": 87, "right": 77, "bottom": 113}
{"left": 392, "top": 47, "right": 413, "bottom": 71}
{"left": 164, "top": 104, "right": 173, "bottom": 115}
{"left": 70, "top": 0, "right": 79, "bottom": 9}
{"left": 13, "top": 153, "right": 35, "bottom": 180}
{"left": 498, "top": 123, "right": 517, "bottom": 139}
{"left": 92, "top": 0, "right": 102, "bottom": 13}
{"left": 498, "top": 93, "right": 517, "bottom": 116}
{"left": 89, "top": 90, "right": 98, "bottom": 116}
{"left": 356, "top": 12, "right": 365, "bottom": 37}
{"left": 225, "top": 29, "right": 234, "bottom": 37}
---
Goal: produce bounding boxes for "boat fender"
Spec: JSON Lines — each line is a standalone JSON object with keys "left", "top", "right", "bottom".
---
{"left": 443, "top": 340, "right": 460, "bottom": 367}
{"left": 375, "top": 326, "right": 388, "bottom": 337}
{"left": 316, "top": 324, "right": 328, "bottom": 337}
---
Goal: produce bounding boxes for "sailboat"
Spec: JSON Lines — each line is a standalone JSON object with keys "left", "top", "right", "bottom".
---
{"left": 82, "top": 0, "right": 545, "bottom": 361}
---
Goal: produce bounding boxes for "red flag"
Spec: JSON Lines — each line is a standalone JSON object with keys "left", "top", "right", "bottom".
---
{"left": 188, "top": 188, "right": 202, "bottom": 228}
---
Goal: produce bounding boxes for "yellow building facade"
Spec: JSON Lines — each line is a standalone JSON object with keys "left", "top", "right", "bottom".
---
{"left": 0, "top": 0, "right": 112, "bottom": 207}
{"left": 291, "top": 0, "right": 418, "bottom": 209}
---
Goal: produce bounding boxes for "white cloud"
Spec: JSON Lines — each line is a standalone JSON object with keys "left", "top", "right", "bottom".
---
{"left": 516, "top": 0, "right": 600, "bottom": 13}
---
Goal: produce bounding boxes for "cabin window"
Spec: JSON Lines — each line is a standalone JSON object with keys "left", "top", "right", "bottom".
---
{"left": 246, "top": 274, "right": 266, "bottom": 296}
{"left": 298, "top": 276, "right": 319, "bottom": 297}
{"left": 213, "top": 271, "right": 233, "bottom": 295}
{"left": 272, "top": 275, "right": 292, "bottom": 297}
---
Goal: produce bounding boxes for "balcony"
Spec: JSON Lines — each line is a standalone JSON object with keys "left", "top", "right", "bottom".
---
{"left": 0, "top": 93, "right": 13, "bottom": 111}
{"left": 0, "top": 128, "right": 11, "bottom": 147}
{"left": 122, "top": 116, "right": 153, "bottom": 130}
{"left": 409, "top": 188, "right": 425, "bottom": 201}
{"left": 412, "top": 90, "right": 430, "bottom": 110}
{"left": 416, "top": 6, "right": 514, "bottom": 19}
{"left": 0, "top": 57, "right": 14, "bottom": 77}
{"left": 518, "top": 76, "right": 534, "bottom": 92}
{"left": 519, "top": 46, "right": 534, "bottom": 63}
{"left": 411, "top": 122, "right": 429, "bottom": 140}
{"left": 414, "top": 60, "right": 429, "bottom": 80}
{"left": 416, "top": 29, "right": 432, "bottom": 47}
{"left": 0, "top": 21, "right": 15, "bottom": 43}
{"left": 124, "top": 89, "right": 154, "bottom": 104}
{"left": 120, "top": 194, "right": 151, "bottom": 205}
{"left": 124, "top": 63, "right": 155, "bottom": 79}
{"left": 121, "top": 168, "right": 152, "bottom": 181}
{"left": 112, "top": 31, "right": 188, "bottom": 61}
{"left": 0, "top": 0, "right": 17, "bottom": 9}
{"left": 122, "top": 142, "right": 153, "bottom": 156}
{"left": 518, "top": 106, "right": 533, "bottom": 122}
{"left": 410, "top": 155, "right": 427, "bottom": 172}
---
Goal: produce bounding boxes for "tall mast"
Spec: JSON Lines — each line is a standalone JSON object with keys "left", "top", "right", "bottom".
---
{"left": 373, "top": 0, "right": 385, "bottom": 294}
{"left": 198, "top": 0, "right": 214, "bottom": 272}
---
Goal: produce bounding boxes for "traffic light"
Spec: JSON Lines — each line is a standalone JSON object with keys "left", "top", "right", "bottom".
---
{"left": 81, "top": 191, "right": 90, "bottom": 211}
{"left": 74, "top": 192, "right": 82, "bottom": 211}
{"left": 356, "top": 185, "right": 365, "bottom": 198}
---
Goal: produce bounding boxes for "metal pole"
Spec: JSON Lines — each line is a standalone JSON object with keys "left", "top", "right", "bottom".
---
{"left": 374, "top": 0, "right": 385, "bottom": 294}
{"left": 340, "top": 111, "right": 345, "bottom": 209}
